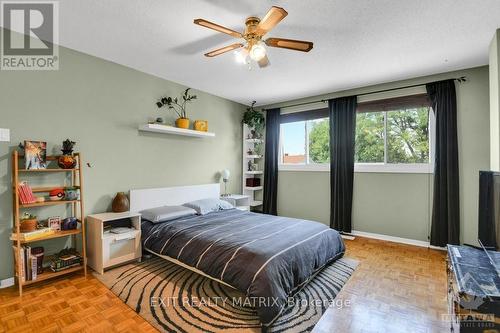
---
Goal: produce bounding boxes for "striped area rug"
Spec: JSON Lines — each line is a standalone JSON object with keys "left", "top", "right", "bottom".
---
{"left": 94, "top": 256, "right": 358, "bottom": 333}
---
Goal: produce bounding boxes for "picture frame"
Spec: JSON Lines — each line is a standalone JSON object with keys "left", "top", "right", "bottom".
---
{"left": 47, "top": 216, "right": 61, "bottom": 231}
{"left": 24, "top": 140, "right": 47, "bottom": 170}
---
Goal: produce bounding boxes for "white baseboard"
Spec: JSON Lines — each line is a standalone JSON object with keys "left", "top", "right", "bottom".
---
{"left": 0, "top": 277, "right": 14, "bottom": 289}
{"left": 341, "top": 234, "right": 355, "bottom": 240}
{"left": 351, "top": 230, "right": 446, "bottom": 251}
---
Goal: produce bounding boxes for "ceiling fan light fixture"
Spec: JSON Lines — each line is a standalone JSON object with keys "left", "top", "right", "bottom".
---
{"left": 234, "top": 48, "right": 249, "bottom": 64}
{"left": 194, "top": 6, "right": 313, "bottom": 68}
{"left": 249, "top": 42, "right": 267, "bottom": 61}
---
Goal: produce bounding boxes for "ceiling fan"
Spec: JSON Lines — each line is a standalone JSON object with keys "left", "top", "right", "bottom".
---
{"left": 194, "top": 6, "right": 313, "bottom": 68}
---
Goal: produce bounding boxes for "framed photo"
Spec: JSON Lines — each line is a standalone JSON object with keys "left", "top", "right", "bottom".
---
{"left": 48, "top": 216, "right": 61, "bottom": 231}
{"left": 24, "top": 141, "right": 47, "bottom": 170}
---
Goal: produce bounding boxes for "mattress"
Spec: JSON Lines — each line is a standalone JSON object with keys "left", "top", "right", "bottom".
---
{"left": 141, "top": 209, "right": 345, "bottom": 326}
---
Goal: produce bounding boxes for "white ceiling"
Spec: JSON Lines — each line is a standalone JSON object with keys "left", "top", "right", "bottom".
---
{"left": 43, "top": 1, "right": 500, "bottom": 105}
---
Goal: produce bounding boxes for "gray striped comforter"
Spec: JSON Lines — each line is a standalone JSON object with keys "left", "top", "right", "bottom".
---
{"left": 141, "top": 209, "right": 345, "bottom": 326}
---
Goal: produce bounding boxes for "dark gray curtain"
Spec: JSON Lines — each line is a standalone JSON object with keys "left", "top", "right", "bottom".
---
{"left": 329, "top": 96, "right": 357, "bottom": 232}
{"left": 426, "top": 80, "right": 460, "bottom": 246}
{"left": 263, "top": 108, "right": 280, "bottom": 215}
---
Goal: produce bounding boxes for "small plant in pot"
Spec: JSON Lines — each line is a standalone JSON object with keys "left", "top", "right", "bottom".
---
{"left": 156, "top": 88, "right": 197, "bottom": 129}
{"left": 20, "top": 213, "right": 38, "bottom": 233}
{"left": 58, "top": 139, "right": 77, "bottom": 169}
{"left": 242, "top": 101, "right": 265, "bottom": 137}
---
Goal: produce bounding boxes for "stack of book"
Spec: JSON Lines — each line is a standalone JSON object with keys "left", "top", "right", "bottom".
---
{"left": 49, "top": 248, "right": 83, "bottom": 272}
{"left": 18, "top": 182, "right": 36, "bottom": 204}
{"left": 18, "top": 246, "right": 39, "bottom": 282}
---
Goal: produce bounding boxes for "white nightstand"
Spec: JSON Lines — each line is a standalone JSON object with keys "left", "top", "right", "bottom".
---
{"left": 221, "top": 194, "right": 250, "bottom": 211}
{"left": 86, "top": 211, "right": 142, "bottom": 274}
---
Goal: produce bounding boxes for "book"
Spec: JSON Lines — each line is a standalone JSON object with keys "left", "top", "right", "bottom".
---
{"left": 49, "top": 262, "right": 81, "bottom": 272}
{"left": 25, "top": 246, "right": 31, "bottom": 281}
{"left": 49, "top": 248, "right": 82, "bottom": 271}
{"left": 31, "top": 256, "right": 37, "bottom": 281}
{"left": 18, "top": 247, "right": 25, "bottom": 283}
{"left": 18, "top": 182, "right": 36, "bottom": 204}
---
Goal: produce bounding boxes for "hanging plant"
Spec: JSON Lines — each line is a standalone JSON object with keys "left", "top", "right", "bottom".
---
{"left": 242, "top": 101, "right": 265, "bottom": 133}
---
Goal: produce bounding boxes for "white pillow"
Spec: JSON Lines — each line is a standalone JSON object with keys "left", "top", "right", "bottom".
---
{"left": 140, "top": 205, "right": 197, "bottom": 223}
{"left": 182, "top": 198, "right": 234, "bottom": 215}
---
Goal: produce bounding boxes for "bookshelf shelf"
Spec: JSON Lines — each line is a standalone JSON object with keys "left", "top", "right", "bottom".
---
{"left": 21, "top": 265, "right": 84, "bottom": 286}
{"left": 11, "top": 150, "right": 87, "bottom": 296}
{"left": 10, "top": 229, "right": 82, "bottom": 243}
{"left": 18, "top": 168, "right": 79, "bottom": 172}
{"left": 245, "top": 186, "right": 263, "bottom": 191}
{"left": 245, "top": 171, "right": 263, "bottom": 175}
{"left": 245, "top": 138, "right": 263, "bottom": 143}
{"left": 20, "top": 200, "right": 80, "bottom": 208}
{"left": 31, "top": 186, "right": 80, "bottom": 193}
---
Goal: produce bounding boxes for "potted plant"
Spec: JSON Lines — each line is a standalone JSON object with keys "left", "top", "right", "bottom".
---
{"left": 58, "top": 139, "right": 77, "bottom": 169}
{"left": 242, "top": 101, "right": 265, "bottom": 136}
{"left": 20, "top": 213, "right": 38, "bottom": 233}
{"left": 156, "top": 88, "right": 197, "bottom": 129}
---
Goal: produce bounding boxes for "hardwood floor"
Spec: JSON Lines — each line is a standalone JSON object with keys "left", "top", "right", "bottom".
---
{"left": 313, "top": 237, "right": 448, "bottom": 333}
{"left": 0, "top": 237, "right": 448, "bottom": 333}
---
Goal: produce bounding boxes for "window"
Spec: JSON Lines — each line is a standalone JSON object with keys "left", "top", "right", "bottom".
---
{"left": 355, "top": 96, "right": 434, "bottom": 172}
{"left": 279, "top": 94, "right": 434, "bottom": 173}
{"left": 279, "top": 108, "right": 330, "bottom": 170}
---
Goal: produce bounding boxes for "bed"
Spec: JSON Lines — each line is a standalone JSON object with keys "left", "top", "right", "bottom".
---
{"left": 130, "top": 183, "right": 345, "bottom": 327}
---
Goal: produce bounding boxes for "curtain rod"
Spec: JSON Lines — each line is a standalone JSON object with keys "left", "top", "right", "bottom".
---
{"left": 263, "top": 76, "right": 467, "bottom": 111}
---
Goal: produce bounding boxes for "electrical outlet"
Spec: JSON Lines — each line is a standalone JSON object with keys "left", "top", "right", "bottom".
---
{"left": 0, "top": 128, "right": 10, "bottom": 142}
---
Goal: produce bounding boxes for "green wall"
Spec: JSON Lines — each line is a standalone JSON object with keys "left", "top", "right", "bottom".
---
{"left": 0, "top": 39, "right": 245, "bottom": 280}
{"left": 269, "top": 66, "right": 490, "bottom": 244}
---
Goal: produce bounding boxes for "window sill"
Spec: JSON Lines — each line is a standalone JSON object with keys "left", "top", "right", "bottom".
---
{"left": 278, "top": 163, "right": 433, "bottom": 174}
{"left": 278, "top": 164, "right": 329, "bottom": 172}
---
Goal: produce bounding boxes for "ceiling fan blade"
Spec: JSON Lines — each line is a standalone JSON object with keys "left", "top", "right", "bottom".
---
{"left": 255, "top": 6, "right": 288, "bottom": 35}
{"left": 257, "top": 54, "right": 270, "bottom": 68}
{"left": 194, "top": 19, "right": 242, "bottom": 38}
{"left": 265, "top": 38, "right": 313, "bottom": 52}
{"left": 204, "top": 43, "right": 244, "bottom": 57}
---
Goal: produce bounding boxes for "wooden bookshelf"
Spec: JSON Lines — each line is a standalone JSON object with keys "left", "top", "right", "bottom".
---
{"left": 11, "top": 151, "right": 87, "bottom": 296}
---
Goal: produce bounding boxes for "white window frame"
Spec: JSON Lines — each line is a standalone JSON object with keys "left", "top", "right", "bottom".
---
{"left": 278, "top": 106, "right": 435, "bottom": 174}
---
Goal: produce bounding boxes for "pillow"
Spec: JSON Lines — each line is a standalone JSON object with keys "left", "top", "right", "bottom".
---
{"left": 140, "top": 205, "right": 197, "bottom": 223}
{"left": 182, "top": 198, "right": 234, "bottom": 215}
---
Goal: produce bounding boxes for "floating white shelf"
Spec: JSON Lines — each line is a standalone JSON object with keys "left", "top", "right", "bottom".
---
{"left": 245, "top": 186, "right": 263, "bottom": 191}
{"left": 139, "top": 124, "right": 215, "bottom": 138}
{"left": 245, "top": 155, "right": 262, "bottom": 159}
{"left": 250, "top": 200, "right": 263, "bottom": 207}
{"left": 245, "top": 171, "right": 263, "bottom": 175}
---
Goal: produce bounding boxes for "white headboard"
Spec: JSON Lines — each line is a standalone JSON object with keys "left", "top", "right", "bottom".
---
{"left": 129, "top": 183, "right": 220, "bottom": 212}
